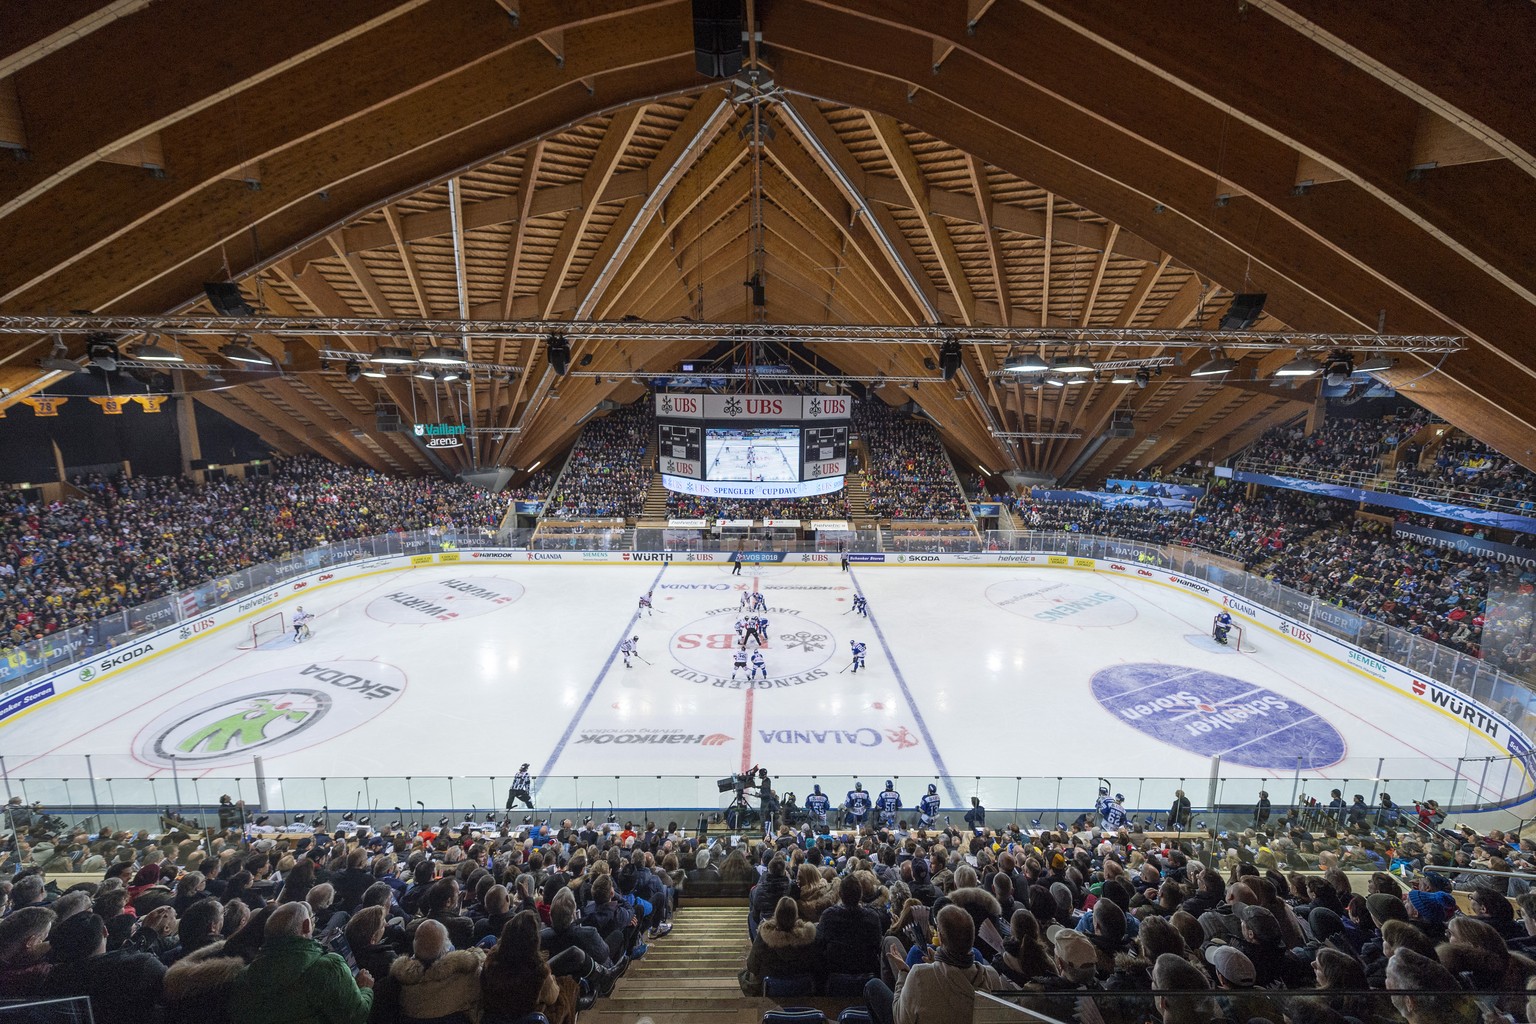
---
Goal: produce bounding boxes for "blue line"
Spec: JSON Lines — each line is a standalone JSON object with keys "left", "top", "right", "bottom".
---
{"left": 848, "top": 568, "right": 962, "bottom": 809}
{"left": 541, "top": 563, "right": 669, "bottom": 777}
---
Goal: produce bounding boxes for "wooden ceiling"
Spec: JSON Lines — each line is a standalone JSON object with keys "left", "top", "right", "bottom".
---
{"left": 0, "top": 0, "right": 1531, "bottom": 481}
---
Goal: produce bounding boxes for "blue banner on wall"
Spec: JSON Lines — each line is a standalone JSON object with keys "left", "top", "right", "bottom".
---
{"left": 0, "top": 680, "right": 54, "bottom": 721}
{"left": 1393, "top": 523, "right": 1536, "bottom": 572}
{"left": 1105, "top": 479, "right": 1206, "bottom": 500}
{"left": 1031, "top": 489, "right": 1196, "bottom": 511}
{"left": 514, "top": 501, "right": 545, "bottom": 515}
{"left": 972, "top": 503, "right": 1002, "bottom": 516}
{"left": 1223, "top": 470, "right": 1536, "bottom": 534}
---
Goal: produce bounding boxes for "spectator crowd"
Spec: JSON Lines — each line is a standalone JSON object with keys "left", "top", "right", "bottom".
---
{"left": 543, "top": 404, "right": 654, "bottom": 521}
{"left": 1396, "top": 435, "right": 1536, "bottom": 509}
{"left": 856, "top": 404, "right": 972, "bottom": 521}
{"left": 664, "top": 492, "right": 851, "bottom": 523}
{"left": 0, "top": 458, "right": 508, "bottom": 649}
{"left": 4, "top": 793, "right": 1536, "bottom": 1024}
{"left": 1241, "top": 408, "right": 1437, "bottom": 481}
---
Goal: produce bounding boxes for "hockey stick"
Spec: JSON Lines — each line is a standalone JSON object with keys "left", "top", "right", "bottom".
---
{"left": 633, "top": 654, "right": 653, "bottom": 666}
{"left": 837, "top": 660, "right": 855, "bottom": 674}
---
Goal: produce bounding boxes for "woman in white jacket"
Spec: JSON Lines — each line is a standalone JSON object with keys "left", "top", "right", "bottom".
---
{"left": 867, "top": 904, "right": 1003, "bottom": 1024}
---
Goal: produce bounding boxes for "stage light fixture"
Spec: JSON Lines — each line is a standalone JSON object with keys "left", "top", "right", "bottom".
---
{"left": 133, "top": 337, "right": 184, "bottom": 362}
{"left": 1274, "top": 356, "right": 1321, "bottom": 377}
{"left": 221, "top": 337, "right": 268, "bottom": 365}
{"left": 419, "top": 345, "right": 467, "bottom": 365}
{"left": 344, "top": 361, "right": 361, "bottom": 383}
{"left": 39, "top": 338, "right": 80, "bottom": 373}
{"left": 360, "top": 366, "right": 388, "bottom": 379}
{"left": 371, "top": 345, "right": 416, "bottom": 365}
{"left": 86, "top": 336, "right": 120, "bottom": 372}
{"left": 1052, "top": 354, "right": 1094, "bottom": 374}
{"left": 1004, "top": 352, "right": 1048, "bottom": 374}
{"left": 1190, "top": 349, "right": 1234, "bottom": 378}
{"left": 1134, "top": 368, "right": 1151, "bottom": 389}
{"left": 1323, "top": 353, "right": 1355, "bottom": 387}
{"left": 1354, "top": 354, "right": 1393, "bottom": 374}
{"left": 546, "top": 334, "right": 570, "bottom": 376}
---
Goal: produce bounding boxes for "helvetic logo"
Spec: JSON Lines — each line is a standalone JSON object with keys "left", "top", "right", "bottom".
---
{"left": 1223, "top": 597, "right": 1258, "bottom": 618}
{"left": 575, "top": 730, "right": 733, "bottom": 746}
{"left": 1169, "top": 576, "right": 1210, "bottom": 594}
{"left": 238, "top": 592, "right": 277, "bottom": 613}
{"left": 1279, "top": 622, "right": 1314, "bottom": 644}
{"left": 757, "top": 726, "right": 920, "bottom": 748}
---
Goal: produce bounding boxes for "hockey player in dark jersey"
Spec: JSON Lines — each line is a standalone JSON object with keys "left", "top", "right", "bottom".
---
{"left": 917, "top": 784, "right": 941, "bottom": 827}
{"left": 844, "top": 781, "right": 871, "bottom": 828}
{"left": 803, "top": 785, "right": 830, "bottom": 828}
{"left": 875, "top": 780, "right": 902, "bottom": 828}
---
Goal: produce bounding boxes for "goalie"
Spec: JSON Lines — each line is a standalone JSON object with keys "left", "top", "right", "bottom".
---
{"left": 1213, "top": 611, "right": 1233, "bottom": 646}
{"left": 292, "top": 606, "right": 315, "bottom": 643}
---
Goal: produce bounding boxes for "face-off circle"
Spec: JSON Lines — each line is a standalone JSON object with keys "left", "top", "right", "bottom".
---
{"left": 1090, "top": 662, "right": 1345, "bottom": 770}
{"left": 985, "top": 579, "right": 1136, "bottom": 627}
{"left": 133, "top": 660, "right": 407, "bottom": 769}
{"left": 669, "top": 609, "right": 836, "bottom": 678}
{"left": 367, "top": 576, "right": 525, "bottom": 624}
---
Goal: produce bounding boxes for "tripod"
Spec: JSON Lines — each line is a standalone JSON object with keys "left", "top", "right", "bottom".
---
{"left": 726, "top": 789, "right": 759, "bottom": 830}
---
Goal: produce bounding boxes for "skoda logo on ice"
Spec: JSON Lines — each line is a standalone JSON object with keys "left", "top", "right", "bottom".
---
{"left": 148, "top": 689, "right": 332, "bottom": 764}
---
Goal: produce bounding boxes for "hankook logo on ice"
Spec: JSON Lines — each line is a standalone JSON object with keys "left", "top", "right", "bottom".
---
{"left": 575, "top": 730, "right": 732, "bottom": 746}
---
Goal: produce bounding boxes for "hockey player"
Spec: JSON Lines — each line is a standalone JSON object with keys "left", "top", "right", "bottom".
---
{"left": 749, "top": 649, "right": 767, "bottom": 680}
{"left": 852, "top": 594, "right": 868, "bottom": 618}
{"left": 735, "top": 615, "right": 751, "bottom": 645}
{"left": 751, "top": 591, "right": 767, "bottom": 612}
{"left": 619, "top": 636, "right": 639, "bottom": 668}
{"left": 739, "top": 590, "right": 753, "bottom": 611}
{"left": 849, "top": 640, "right": 867, "bottom": 673}
{"left": 845, "top": 782, "right": 871, "bottom": 828}
{"left": 1104, "top": 793, "right": 1129, "bottom": 831}
{"left": 875, "top": 780, "right": 902, "bottom": 828}
{"left": 638, "top": 592, "right": 654, "bottom": 617}
{"left": 917, "top": 784, "right": 941, "bottom": 828}
{"left": 1094, "top": 785, "right": 1115, "bottom": 827}
{"left": 292, "top": 606, "right": 314, "bottom": 643}
{"left": 731, "top": 647, "right": 749, "bottom": 681}
{"left": 804, "top": 785, "right": 830, "bottom": 828}
{"left": 1213, "top": 611, "right": 1233, "bottom": 646}
{"left": 753, "top": 614, "right": 769, "bottom": 646}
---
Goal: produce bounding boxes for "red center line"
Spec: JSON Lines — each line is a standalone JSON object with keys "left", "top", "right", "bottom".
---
{"left": 739, "top": 573, "right": 763, "bottom": 772}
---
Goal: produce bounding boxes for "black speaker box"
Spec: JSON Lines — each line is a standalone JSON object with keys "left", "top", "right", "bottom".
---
{"left": 203, "top": 282, "right": 256, "bottom": 317}
{"left": 1219, "top": 292, "right": 1267, "bottom": 331}
{"left": 692, "top": 0, "right": 744, "bottom": 79}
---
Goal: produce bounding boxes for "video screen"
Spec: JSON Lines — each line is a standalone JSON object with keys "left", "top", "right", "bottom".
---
{"left": 705, "top": 426, "right": 801, "bottom": 482}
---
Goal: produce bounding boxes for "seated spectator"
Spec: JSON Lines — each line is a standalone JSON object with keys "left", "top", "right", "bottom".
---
{"left": 41, "top": 912, "right": 166, "bottom": 1024}
{"left": 816, "top": 875, "right": 883, "bottom": 981}
{"left": 230, "top": 902, "right": 373, "bottom": 1024}
{"left": 479, "top": 911, "right": 575, "bottom": 1024}
{"left": 0, "top": 906, "right": 54, "bottom": 997}
{"left": 383, "top": 918, "right": 484, "bottom": 1024}
{"left": 742, "top": 896, "right": 818, "bottom": 995}
{"left": 1385, "top": 947, "right": 1480, "bottom": 1024}
{"left": 864, "top": 904, "right": 1002, "bottom": 1024}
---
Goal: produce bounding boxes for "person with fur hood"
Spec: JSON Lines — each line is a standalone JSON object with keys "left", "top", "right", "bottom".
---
{"left": 160, "top": 908, "right": 271, "bottom": 1024}
{"left": 741, "top": 897, "right": 819, "bottom": 996}
{"left": 374, "top": 920, "right": 485, "bottom": 1024}
{"left": 793, "top": 863, "right": 836, "bottom": 924}
{"left": 749, "top": 857, "right": 792, "bottom": 939}
{"left": 930, "top": 866, "right": 1005, "bottom": 959}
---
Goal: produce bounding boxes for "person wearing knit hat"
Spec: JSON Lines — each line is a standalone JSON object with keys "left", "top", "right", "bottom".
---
{"left": 1406, "top": 887, "right": 1450, "bottom": 936}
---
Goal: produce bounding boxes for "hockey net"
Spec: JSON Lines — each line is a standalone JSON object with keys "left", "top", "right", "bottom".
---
{"left": 237, "top": 611, "right": 286, "bottom": 650}
{"left": 1212, "top": 615, "right": 1256, "bottom": 653}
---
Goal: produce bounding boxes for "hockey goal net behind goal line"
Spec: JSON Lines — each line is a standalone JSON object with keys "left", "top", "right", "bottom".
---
{"left": 237, "top": 611, "right": 286, "bottom": 650}
{"left": 1212, "top": 615, "right": 1257, "bottom": 653}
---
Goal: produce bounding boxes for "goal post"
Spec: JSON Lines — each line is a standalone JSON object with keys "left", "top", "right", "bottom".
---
{"left": 237, "top": 611, "right": 286, "bottom": 650}
{"left": 1212, "top": 614, "right": 1256, "bottom": 653}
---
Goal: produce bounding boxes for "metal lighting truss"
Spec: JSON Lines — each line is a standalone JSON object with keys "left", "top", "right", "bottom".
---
{"left": 991, "top": 431, "right": 1084, "bottom": 440}
{"left": 0, "top": 315, "right": 1467, "bottom": 353}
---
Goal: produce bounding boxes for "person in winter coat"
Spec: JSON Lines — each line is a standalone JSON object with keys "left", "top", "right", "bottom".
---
{"left": 866, "top": 905, "right": 1003, "bottom": 1024}
{"left": 743, "top": 897, "right": 819, "bottom": 995}
{"left": 749, "top": 857, "right": 792, "bottom": 939}
{"left": 794, "top": 863, "right": 836, "bottom": 924}
{"left": 377, "top": 920, "right": 484, "bottom": 1024}
{"left": 230, "top": 902, "right": 374, "bottom": 1024}
{"left": 0, "top": 906, "right": 55, "bottom": 998}
{"left": 40, "top": 913, "right": 166, "bottom": 1024}
{"left": 816, "top": 875, "right": 883, "bottom": 980}
{"left": 343, "top": 906, "right": 399, "bottom": 983}
{"left": 991, "top": 908, "right": 1055, "bottom": 986}
{"left": 479, "top": 911, "right": 575, "bottom": 1024}
{"left": 932, "top": 868, "right": 1005, "bottom": 960}
{"left": 161, "top": 907, "right": 269, "bottom": 1024}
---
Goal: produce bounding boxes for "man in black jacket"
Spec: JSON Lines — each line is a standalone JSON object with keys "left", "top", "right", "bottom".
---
{"left": 815, "top": 876, "right": 882, "bottom": 981}
{"left": 41, "top": 913, "right": 166, "bottom": 1024}
{"left": 542, "top": 889, "right": 626, "bottom": 997}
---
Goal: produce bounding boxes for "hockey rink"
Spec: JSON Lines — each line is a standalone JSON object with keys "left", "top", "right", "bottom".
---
{"left": 0, "top": 563, "right": 1524, "bottom": 813}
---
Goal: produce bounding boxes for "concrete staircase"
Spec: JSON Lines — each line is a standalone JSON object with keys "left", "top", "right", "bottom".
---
{"left": 843, "top": 472, "right": 871, "bottom": 524}
{"left": 641, "top": 474, "right": 671, "bottom": 520}
{"left": 588, "top": 903, "right": 772, "bottom": 1024}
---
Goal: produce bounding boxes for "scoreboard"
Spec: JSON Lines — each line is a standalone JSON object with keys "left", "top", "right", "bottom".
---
{"left": 654, "top": 393, "right": 852, "bottom": 499}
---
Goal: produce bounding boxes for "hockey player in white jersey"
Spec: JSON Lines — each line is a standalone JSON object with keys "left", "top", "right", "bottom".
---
{"left": 849, "top": 640, "right": 867, "bottom": 673}
{"left": 731, "top": 648, "right": 749, "bottom": 680}
{"left": 749, "top": 649, "right": 767, "bottom": 680}
{"left": 739, "top": 590, "right": 753, "bottom": 611}
{"left": 875, "top": 780, "right": 902, "bottom": 828}
{"left": 292, "top": 606, "right": 314, "bottom": 642}
{"left": 735, "top": 616, "right": 750, "bottom": 645}
{"left": 619, "top": 636, "right": 639, "bottom": 668}
{"left": 637, "top": 592, "right": 654, "bottom": 617}
{"left": 917, "top": 785, "right": 941, "bottom": 828}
